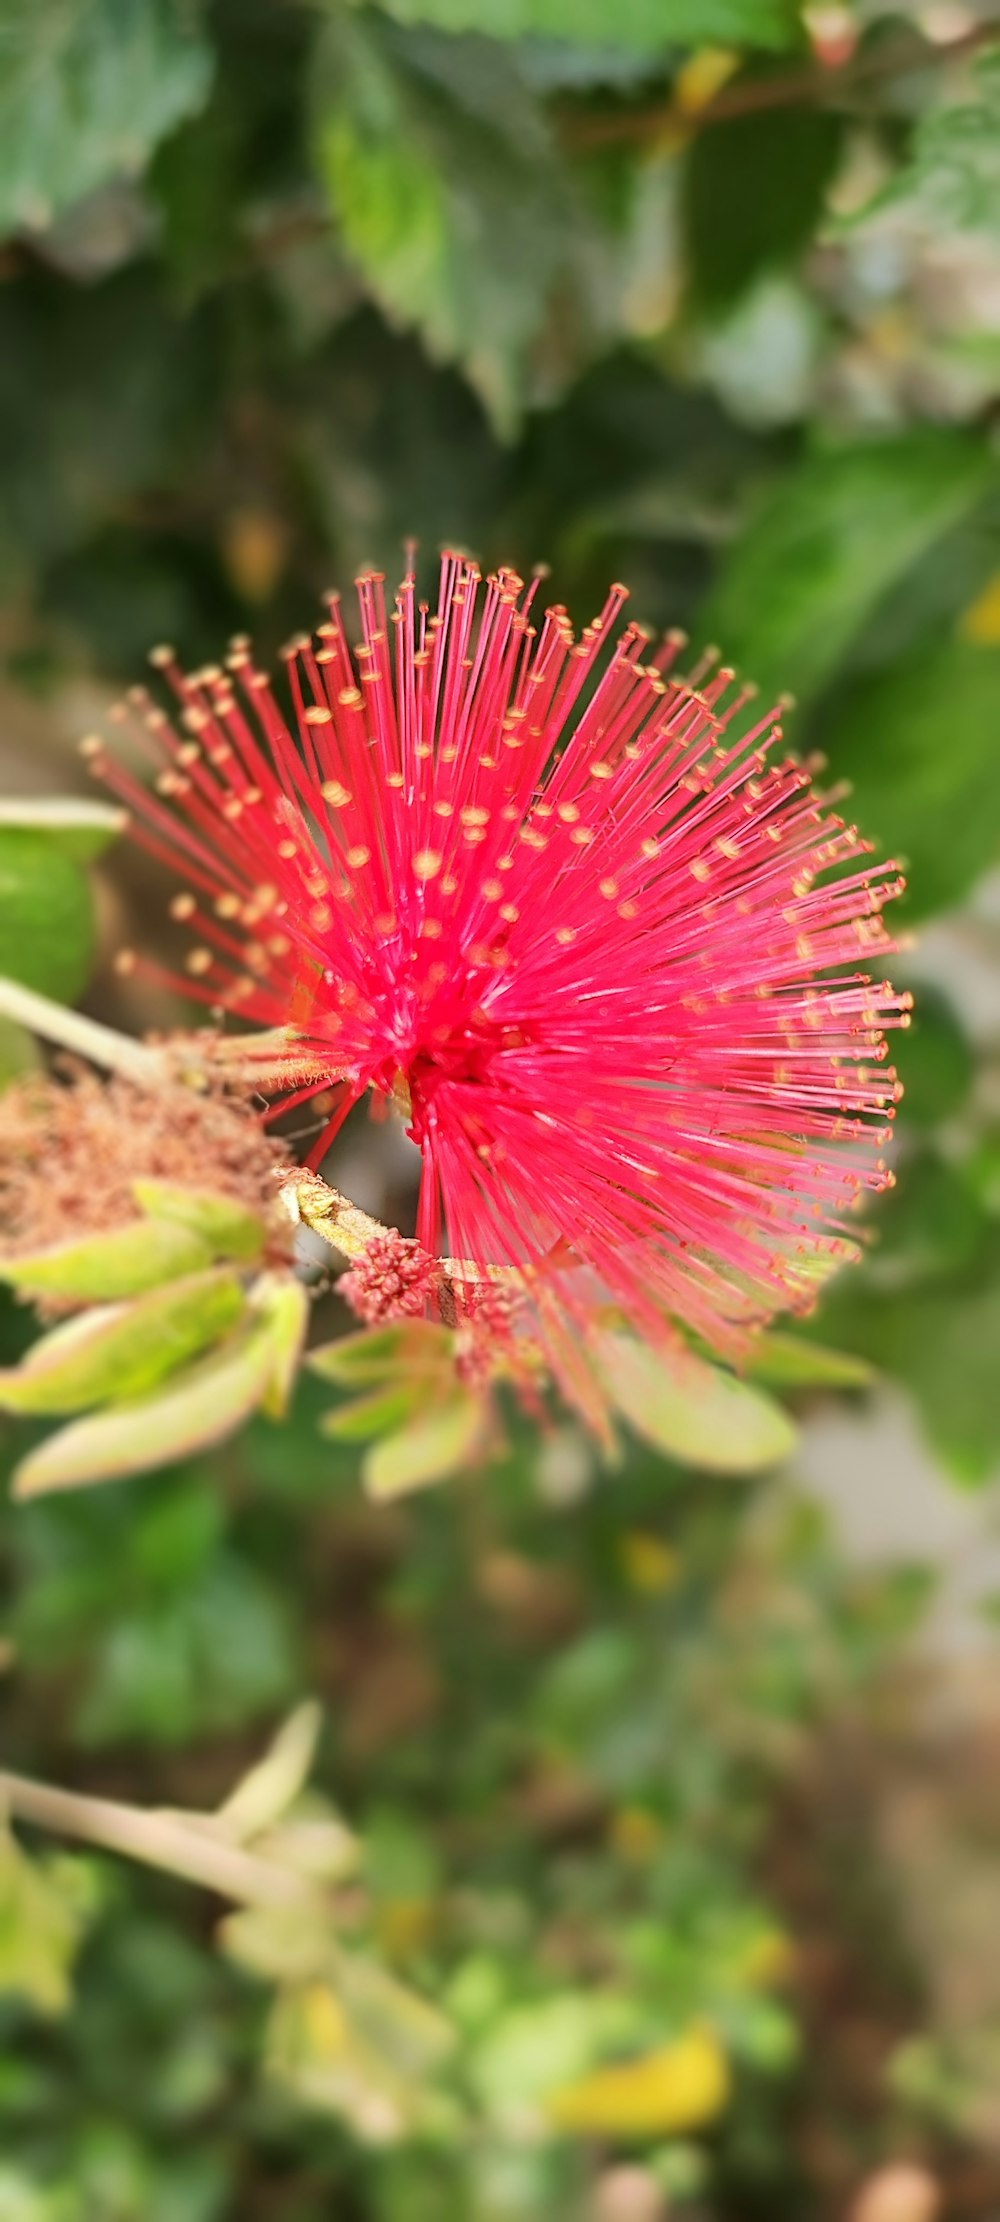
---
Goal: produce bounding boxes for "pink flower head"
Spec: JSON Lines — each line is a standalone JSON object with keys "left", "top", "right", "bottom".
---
{"left": 87, "top": 554, "right": 909, "bottom": 1363}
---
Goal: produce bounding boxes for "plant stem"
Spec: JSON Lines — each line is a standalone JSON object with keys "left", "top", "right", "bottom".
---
{"left": 0, "top": 977, "right": 166, "bottom": 1089}
{"left": 0, "top": 1768, "right": 311, "bottom": 1907}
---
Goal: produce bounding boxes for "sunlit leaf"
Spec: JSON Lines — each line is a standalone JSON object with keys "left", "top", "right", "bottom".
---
{"left": 0, "top": 1268, "right": 245, "bottom": 1414}
{"left": 0, "top": 1218, "right": 212, "bottom": 1305}
{"left": 744, "top": 1331, "right": 874, "bottom": 1391}
{"left": 132, "top": 1179, "right": 266, "bottom": 1262}
{"left": 365, "top": 0, "right": 799, "bottom": 49}
{"left": 598, "top": 1330, "right": 797, "bottom": 1472}
{"left": 363, "top": 1389, "right": 487, "bottom": 1498}
{"left": 11, "top": 1323, "right": 279, "bottom": 1498}
{"left": 701, "top": 434, "right": 994, "bottom": 706}
{"left": 0, "top": 1826, "right": 92, "bottom": 2017}
{"left": 216, "top": 1701, "right": 324, "bottom": 1842}
{"left": 0, "top": 828, "right": 95, "bottom": 1004}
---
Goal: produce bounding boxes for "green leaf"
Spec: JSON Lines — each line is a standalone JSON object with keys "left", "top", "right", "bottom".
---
{"left": 363, "top": 1389, "right": 487, "bottom": 1498}
{"left": 0, "top": 1219, "right": 212, "bottom": 1305}
{"left": 321, "top": 1385, "right": 422, "bottom": 1443}
{"left": 818, "top": 1243, "right": 1000, "bottom": 1486}
{"left": 309, "top": 1319, "right": 455, "bottom": 1386}
{"left": 10, "top": 1322, "right": 279, "bottom": 1498}
{"left": 0, "top": 828, "right": 95, "bottom": 1004}
{"left": 0, "top": 0, "right": 214, "bottom": 236}
{"left": 683, "top": 104, "right": 842, "bottom": 309}
{"left": 0, "top": 798, "right": 125, "bottom": 864}
{"left": 892, "top": 985, "right": 975, "bottom": 1129}
{"left": 0, "top": 1269, "right": 245, "bottom": 1415}
{"left": 867, "top": 45, "right": 1000, "bottom": 239}
{"left": 0, "top": 1015, "right": 39, "bottom": 1091}
{"left": 0, "top": 1827, "right": 91, "bottom": 2016}
{"left": 744, "top": 1331, "right": 873, "bottom": 1391}
{"left": 249, "top": 1274, "right": 311, "bottom": 1420}
{"left": 312, "top": 14, "right": 583, "bottom": 436}
{"left": 597, "top": 1331, "right": 797, "bottom": 1472}
{"left": 700, "top": 434, "right": 995, "bottom": 706}
{"left": 132, "top": 1178, "right": 265, "bottom": 1262}
{"left": 364, "top": 0, "right": 800, "bottom": 50}
{"left": 819, "top": 637, "right": 1000, "bottom": 920}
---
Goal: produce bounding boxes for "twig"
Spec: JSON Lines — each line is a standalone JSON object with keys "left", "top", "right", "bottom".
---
{"left": 565, "top": 22, "right": 995, "bottom": 152}
{"left": 0, "top": 977, "right": 167, "bottom": 1088}
{"left": 0, "top": 1768, "right": 311, "bottom": 1907}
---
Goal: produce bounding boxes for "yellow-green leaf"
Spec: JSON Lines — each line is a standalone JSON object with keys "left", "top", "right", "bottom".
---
{"left": 217, "top": 1701, "right": 324, "bottom": 1842}
{"left": 745, "top": 1330, "right": 874, "bottom": 1391}
{"left": 321, "top": 1385, "right": 421, "bottom": 1444}
{"left": 598, "top": 1331, "right": 797, "bottom": 1473}
{"left": 0, "top": 1217, "right": 212, "bottom": 1304}
{"left": 363, "top": 1389, "right": 486, "bottom": 1499}
{"left": 0, "top": 797, "right": 125, "bottom": 863}
{"left": 0, "top": 1826, "right": 91, "bottom": 2017}
{"left": 133, "top": 1178, "right": 266, "bottom": 1262}
{"left": 11, "top": 1323, "right": 278, "bottom": 1498}
{"left": 0, "top": 1267, "right": 245, "bottom": 1414}
{"left": 250, "top": 1273, "right": 311, "bottom": 1419}
{"left": 309, "top": 1319, "right": 454, "bottom": 1387}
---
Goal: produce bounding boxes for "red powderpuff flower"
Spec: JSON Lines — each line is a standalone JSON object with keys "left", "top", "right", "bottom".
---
{"left": 85, "top": 554, "right": 909, "bottom": 1363}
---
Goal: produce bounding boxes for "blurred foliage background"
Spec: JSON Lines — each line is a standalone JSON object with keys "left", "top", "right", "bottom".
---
{"left": 0, "top": 0, "right": 999, "bottom": 2216}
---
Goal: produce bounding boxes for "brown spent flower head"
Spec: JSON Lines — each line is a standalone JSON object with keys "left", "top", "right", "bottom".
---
{"left": 0, "top": 1063, "right": 294, "bottom": 1267}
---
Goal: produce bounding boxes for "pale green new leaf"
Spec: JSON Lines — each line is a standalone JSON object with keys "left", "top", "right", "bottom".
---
{"left": 598, "top": 1330, "right": 797, "bottom": 1473}
{"left": 0, "top": 1826, "right": 91, "bottom": 2016}
{"left": 0, "top": 0, "right": 214, "bottom": 235}
{"left": 216, "top": 1701, "right": 324, "bottom": 1842}
{"left": 11, "top": 1323, "right": 278, "bottom": 1498}
{"left": 744, "top": 1330, "right": 874, "bottom": 1391}
{"left": 309, "top": 1319, "right": 455, "bottom": 1386}
{"left": 363, "top": 1388, "right": 487, "bottom": 1498}
{"left": 249, "top": 1273, "right": 312, "bottom": 1420}
{"left": 0, "top": 1217, "right": 212, "bottom": 1304}
{"left": 0, "top": 1267, "right": 245, "bottom": 1414}
{"left": 133, "top": 1178, "right": 266, "bottom": 1262}
{"left": 321, "top": 1385, "right": 422, "bottom": 1443}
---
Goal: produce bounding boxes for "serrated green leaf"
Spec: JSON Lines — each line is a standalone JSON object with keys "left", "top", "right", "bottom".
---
{"left": 313, "top": 14, "right": 583, "bottom": 436}
{"left": 683, "top": 104, "right": 842, "bottom": 310}
{"left": 364, "top": 0, "right": 800, "bottom": 51}
{"left": 598, "top": 1331, "right": 797, "bottom": 1472}
{"left": 0, "top": 1218, "right": 212, "bottom": 1304}
{"left": 0, "top": 1827, "right": 90, "bottom": 2016}
{"left": 0, "top": 828, "right": 95, "bottom": 1004}
{"left": 216, "top": 1701, "right": 324, "bottom": 1842}
{"left": 132, "top": 1179, "right": 266, "bottom": 1261}
{"left": 744, "top": 1331, "right": 873, "bottom": 1391}
{"left": 0, "top": 0, "right": 214, "bottom": 236}
{"left": 700, "top": 434, "right": 995, "bottom": 706}
{"left": 309, "top": 1319, "right": 454, "bottom": 1386}
{"left": 0, "top": 1268, "right": 245, "bottom": 1415}
{"left": 0, "top": 798, "right": 125, "bottom": 863}
{"left": 820, "top": 637, "right": 1000, "bottom": 920}
{"left": 363, "top": 1389, "right": 487, "bottom": 1498}
{"left": 11, "top": 1323, "right": 278, "bottom": 1498}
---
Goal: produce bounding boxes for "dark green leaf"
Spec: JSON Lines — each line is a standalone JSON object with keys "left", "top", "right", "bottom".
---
{"left": 819, "top": 1240, "right": 1000, "bottom": 1486}
{"left": 893, "top": 985, "right": 975, "bottom": 1129}
{"left": 0, "top": 829, "right": 95, "bottom": 1004}
{"left": 701, "top": 434, "right": 995, "bottom": 706}
{"left": 820, "top": 636, "right": 1000, "bottom": 919}
{"left": 0, "top": 0, "right": 214, "bottom": 236}
{"left": 683, "top": 105, "right": 842, "bottom": 309}
{"left": 364, "top": 0, "right": 800, "bottom": 51}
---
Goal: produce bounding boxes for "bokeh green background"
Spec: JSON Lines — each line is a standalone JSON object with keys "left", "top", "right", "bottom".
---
{"left": 0, "top": 1, "right": 999, "bottom": 2216}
